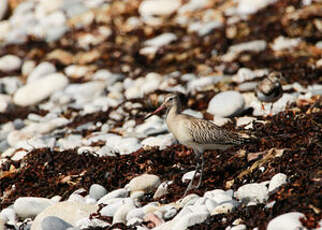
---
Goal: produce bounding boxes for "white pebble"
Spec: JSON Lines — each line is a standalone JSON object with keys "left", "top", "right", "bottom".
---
{"left": 211, "top": 202, "right": 234, "bottom": 215}
{"left": 267, "top": 212, "right": 305, "bottom": 230}
{"left": 172, "top": 212, "right": 209, "bottom": 229}
{"left": 271, "top": 36, "right": 301, "bottom": 51}
{"left": 112, "top": 200, "right": 136, "bottom": 224}
{"left": 22, "top": 60, "right": 36, "bottom": 76}
{"left": 153, "top": 181, "right": 172, "bottom": 199}
{"left": 0, "top": 207, "right": 16, "bottom": 225}
{"left": 14, "top": 197, "right": 55, "bottom": 218}
{"left": 235, "top": 183, "right": 268, "bottom": 204}
{"left": 268, "top": 173, "right": 287, "bottom": 192}
{"left": 139, "top": 0, "right": 181, "bottom": 17}
{"left": 207, "top": 91, "right": 245, "bottom": 117}
{"left": 177, "top": 194, "right": 200, "bottom": 208}
{"left": 98, "top": 189, "right": 129, "bottom": 204}
{"left": 182, "top": 170, "right": 200, "bottom": 183}
{"left": 231, "top": 224, "right": 247, "bottom": 230}
{"left": 28, "top": 62, "right": 56, "bottom": 83}
{"left": 237, "top": 0, "right": 278, "bottom": 15}
{"left": 127, "top": 174, "right": 161, "bottom": 194}
{"left": 0, "top": 0, "right": 8, "bottom": 20}
{"left": 205, "top": 198, "right": 218, "bottom": 213}
{"left": 144, "top": 33, "right": 177, "bottom": 47}
{"left": 13, "top": 73, "right": 68, "bottom": 106}
{"left": 126, "top": 208, "right": 145, "bottom": 222}
{"left": 142, "top": 133, "right": 176, "bottom": 150}
{"left": 0, "top": 55, "right": 22, "bottom": 72}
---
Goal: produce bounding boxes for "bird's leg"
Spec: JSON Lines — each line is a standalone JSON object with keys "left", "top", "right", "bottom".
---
{"left": 195, "top": 152, "right": 204, "bottom": 188}
{"left": 183, "top": 150, "right": 203, "bottom": 196}
{"left": 183, "top": 151, "right": 203, "bottom": 197}
{"left": 183, "top": 167, "right": 197, "bottom": 197}
{"left": 268, "top": 103, "right": 274, "bottom": 116}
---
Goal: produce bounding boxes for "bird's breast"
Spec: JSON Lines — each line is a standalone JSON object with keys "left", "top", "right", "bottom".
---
{"left": 166, "top": 117, "right": 194, "bottom": 145}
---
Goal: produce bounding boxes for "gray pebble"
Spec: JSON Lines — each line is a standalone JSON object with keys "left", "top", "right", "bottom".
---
{"left": 41, "top": 216, "right": 73, "bottom": 230}
{"left": 89, "top": 184, "right": 107, "bottom": 200}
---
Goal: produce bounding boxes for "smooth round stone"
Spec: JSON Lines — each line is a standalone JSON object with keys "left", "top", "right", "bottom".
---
{"left": 238, "top": 81, "right": 258, "bottom": 91}
{"left": 141, "top": 73, "right": 163, "bottom": 95}
{"left": 45, "top": 26, "right": 68, "bottom": 42}
{"left": 126, "top": 208, "right": 145, "bottom": 222}
{"left": 144, "top": 33, "right": 177, "bottom": 48}
{"left": 267, "top": 212, "right": 305, "bottom": 230}
{"left": 85, "top": 196, "right": 96, "bottom": 204}
{"left": 231, "top": 224, "right": 247, "bottom": 230}
{"left": 0, "top": 77, "right": 22, "bottom": 94}
{"left": 182, "top": 109, "right": 203, "bottom": 118}
{"left": 63, "top": 1, "right": 88, "bottom": 18}
{"left": 27, "top": 62, "right": 56, "bottom": 83}
{"left": 0, "top": 207, "right": 16, "bottom": 225}
{"left": 268, "top": 173, "right": 287, "bottom": 192}
{"left": 89, "top": 184, "right": 107, "bottom": 200}
{"left": 235, "top": 183, "right": 268, "bottom": 204}
{"left": 117, "top": 137, "right": 142, "bottom": 155}
{"left": 187, "top": 76, "right": 223, "bottom": 92}
{"left": 211, "top": 202, "right": 234, "bottom": 215}
{"left": 6, "top": 27, "right": 28, "bottom": 44}
{"left": 98, "top": 188, "right": 129, "bottom": 204}
{"left": 31, "top": 201, "right": 97, "bottom": 230}
{"left": 182, "top": 170, "right": 200, "bottom": 183}
{"left": 142, "top": 133, "right": 176, "bottom": 150}
{"left": 0, "top": 0, "right": 8, "bottom": 20}
{"left": 22, "top": 60, "right": 36, "bottom": 76}
{"left": 0, "top": 95, "right": 9, "bottom": 112}
{"left": 172, "top": 212, "right": 209, "bottom": 229}
{"left": 64, "top": 81, "right": 105, "bottom": 103}
{"left": 236, "top": 117, "right": 257, "bottom": 129}
{"left": 130, "top": 190, "right": 145, "bottom": 200}
{"left": 205, "top": 199, "right": 218, "bottom": 213}
{"left": 41, "top": 216, "right": 73, "bottom": 230}
{"left": 13, "top": 73, "right": 68, "bottom": 106}
{"left": 163, "top": 206, "right": 177, "bottom": 220}
{"left": 92, "top": 69, "right": 124, "bottom": 85}
{"left": 100, "top": 200, "right": 126, "bottom": 217}
{"left": 14, "top": 197, "right": 55, "bottom": 218}
{"left": 112, "top": 200, "right": 136, "bottom": 225}
{"left": 207, "top": 91, "right": 245, "bottom": 117}
{"left": 139, "top": 0, "right": 181, "bottom": 17}
{"left": 127, "top": 174, "right": 161, "bottom": 194}
{"left": 7, "top": 117, "right": 69, "bottom": 146}
{"left": 153, "top": 181, "right": 171, "bottom": 199}
{"left": 234, "top": 68, "right": 255, "bottom": 83}
{"left": 136, "top": 115, "right": 167, "bottom": 137}
{"left": 176, "top": 194, "right": 200, "bottom": 208}
{"left": 0, "top": 55, "right": 22, "bottom": 72}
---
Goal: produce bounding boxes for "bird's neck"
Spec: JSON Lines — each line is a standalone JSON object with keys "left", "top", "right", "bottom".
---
{"left": 166, "top": 103, "right": 182, "bottom": 120}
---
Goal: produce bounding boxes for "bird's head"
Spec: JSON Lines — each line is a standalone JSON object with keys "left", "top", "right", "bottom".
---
{"left": 144, "top": 93, "right": 181, "bottom": 119}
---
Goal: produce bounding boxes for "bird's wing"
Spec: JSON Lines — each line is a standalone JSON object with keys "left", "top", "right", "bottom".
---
{"left": 187, "top": 118, "right": 250, "bottom": 146}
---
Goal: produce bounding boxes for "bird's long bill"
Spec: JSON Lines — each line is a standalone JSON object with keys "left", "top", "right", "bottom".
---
{"left": 144, "top": 105, "right": 165, "bottom": 120}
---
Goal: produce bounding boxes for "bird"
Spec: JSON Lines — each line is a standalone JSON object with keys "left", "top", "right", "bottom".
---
{"left": 145, "top": 93, "right": 254, "bottom": 196}
{"left": 255, "top": 71, "right": 284, "bottom": 114}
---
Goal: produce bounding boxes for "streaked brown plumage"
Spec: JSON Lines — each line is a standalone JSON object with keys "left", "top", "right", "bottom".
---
{"left": 145, "top": 93, "right": 254, "bottom": 195}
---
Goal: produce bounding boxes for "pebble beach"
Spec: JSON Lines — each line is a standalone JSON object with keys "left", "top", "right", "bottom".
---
{"left": 0, "top": 0, "right": 321, "bottom": 229}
